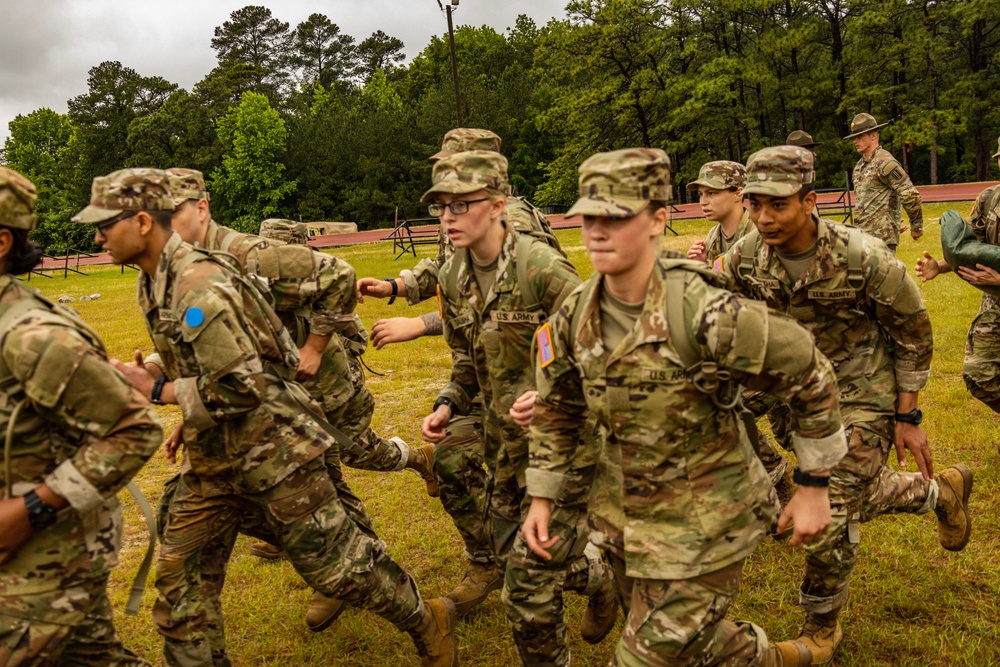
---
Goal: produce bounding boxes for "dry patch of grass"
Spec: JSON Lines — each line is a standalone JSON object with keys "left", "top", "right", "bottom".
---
{"left": 26, "top": 204, "right": 1000, "bottom": 665}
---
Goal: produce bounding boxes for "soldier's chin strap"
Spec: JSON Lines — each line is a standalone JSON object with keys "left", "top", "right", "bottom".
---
{"left": 124, "top": 481, "right": 156, "bottom": 616}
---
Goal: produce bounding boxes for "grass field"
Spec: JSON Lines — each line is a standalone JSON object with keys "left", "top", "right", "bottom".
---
{"left": 25, "top": 203, "right": 1000, "bottom": 666}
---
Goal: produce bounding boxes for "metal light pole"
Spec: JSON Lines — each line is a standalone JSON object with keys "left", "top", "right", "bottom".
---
{"left": 438, "top": 0, "right": 463, "bottom": 126}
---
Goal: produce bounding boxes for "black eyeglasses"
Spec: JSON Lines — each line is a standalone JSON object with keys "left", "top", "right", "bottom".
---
{"left": 95, "top": 211, "right": 136, "bottom": 235}
{"left": 427, "top": 198, "right": 490, "bottom": 217}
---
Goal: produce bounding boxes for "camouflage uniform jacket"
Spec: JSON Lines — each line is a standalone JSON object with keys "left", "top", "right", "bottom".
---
{"left": 0, "top": 274, "right": 162, "bottom": 593}
{"left": 852, "top": 147, "right": 923, "bottom": 247}
{"left": 402, "top": 197, "right": 563, "bottom": 305}
{"left": 969, "top": 185, "right": 1000, "bottom": 314}
{"left": 704, "top": 209, "right": 754, "bottom": 263}
{"left": 720, "top": 216, "right": 932, "bottom": 433}
{"left": 528, "top": 255, "right": 846, "bottom": 580}
{"left": 438, "top": 224, "right": 579, "bottom": 419}
{"left": 201, "top": 218, "right": 366, "bottom": 405}
{"left": 138, "top": 232, "right": 330, "bottom": 495}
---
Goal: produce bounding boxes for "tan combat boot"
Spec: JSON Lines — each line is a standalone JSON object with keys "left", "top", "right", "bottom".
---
{"left": 444, "top": 561, "right": 503, "bottom": 614}
{"left": 934, "top": 464, "right": 973, "bottom": 552}
{"left": 407, "top": 597, "right": 458, "bottom": 667}
{"left": 580, "top": 569, "right": 618, "bottom": 644}
{"left": 764, "top": 642, "right": 812, "bottom": 667}
{"left": 305, "top": 591, "right": 347, "bottom": 632}
{"left": 787, "top": 610, "right": 843, "bottom": 665}
{"left": 405, "top": 442, "right": 440, "bottom": 498}
{"left": 249, "top": 542, "right": 284, "bottom": 560}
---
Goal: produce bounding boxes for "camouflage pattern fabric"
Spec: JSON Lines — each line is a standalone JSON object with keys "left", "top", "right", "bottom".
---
{"left": 963, "top": 184, "right": 1000, "bottom": 412}
{"left": 742, "top": 390, "right": 792, "bottom": 483}
{"left": 258, "top": 219, "right": 308, "bottom": 245}
{"left": 566, "top": 148, "right": 672, "bottom": 218}
{"left": 852, "top": 146, "right": 923, "bottom": 249}
{"left": 0, "top": 274, "right": 163, "bottom": 666}
{"left": 140, "top": 233, "right": 424, "bottom": 663}
{"left": 613, "top": 562, "right": 764, "bottom": 666}
{"left": 530, "top": 255, "right": 846, "bottom": 582}
{"left": 71, "top": 168, "right": 174, "bottom": 224}
{"left": 720, "top": 212, "right": 935, "bottom": 614}
{"left": 0, "top": 167, "right": 38, "bottom": 230}
{"left": 704, "top": 209, "right": 754, "bottom": 264}
{"left": 685, "top": 160, "right": 746, "bottom": 193}
{"left": 431, "top": 128, "right": 503, "bottom": 161}
{"left": 742, "top": 145, "right": 815, "bottom": 197}
{"left": 165, "top": 167, "right": 210, "bottom": 204}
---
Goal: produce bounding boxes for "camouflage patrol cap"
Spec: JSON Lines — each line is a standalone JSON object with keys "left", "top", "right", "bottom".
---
{"left": 844, "top": 113, "right": 890, "bottom": 139}
{"left": 685, "top": 160, "right": 746, "bottom": 192}
{"left": 259, "top": 219, "right": 308, "bottom": 245}
{"left": 786, "top": 130, "right": 819, "bottom": 148}
{"left": 743, "top": 145, "right": 815, "bottom": 197}
{"left": 0, "top": 167, "right": 38, "bottom": 231}
{"left": 72, "top": 168, "right": 174, "bottom": 224}
{"left": 431, "top": 128, "right": 502, "bottom": 160}
{"left": 566, "top": 148, "right": 671, "bottom": 218}
{"left": 420, "top": 150, "right": 509, "bottom": 203}
{"left": 166, "top": 168, "right": 210, "bottom": 205}
{"left": 992, "top": 136, "right": 1000, "bottom": 159}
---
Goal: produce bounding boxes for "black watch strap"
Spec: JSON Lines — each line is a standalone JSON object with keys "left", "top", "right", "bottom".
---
{"left": 151, "top": 376, "right": 167, "bottom": 405}
{"left": 433, "top": 396, "right": 457, "bottom": 414}
{"left": 384, "top": 277, "right": 398, "bottom": 305}
{"left": 24, "top": 489, "right": 58, "bottom": 530}
{"left": 894, "top": 408, "right": 922, "bottom": 425}
{"left": 792, "top": 467, "right": 830, "bottom": 488}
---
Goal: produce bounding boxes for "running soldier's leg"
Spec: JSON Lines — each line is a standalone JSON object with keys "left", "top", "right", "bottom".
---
{"left": 742, "top": 390, "right": 789, "bottom": 484}
{"left": 613, "top": 562, "right": 763, "bottom": 667}
{"left": 329, "top": 384, "right": 406, "bottom": 472}
{"left": 153, "top": 475, "right": 242, "bottom": 667}
{"left": 963, "top": 305, "right": 1000, "bottom": 414}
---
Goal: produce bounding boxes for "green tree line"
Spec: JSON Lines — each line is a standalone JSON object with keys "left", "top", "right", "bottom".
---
{"left": 3, "top": 1, "right": 999, "bottom": 251}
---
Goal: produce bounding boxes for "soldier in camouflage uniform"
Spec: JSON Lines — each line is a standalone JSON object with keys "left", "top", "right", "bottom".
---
{"left": 916, "top": 136, "right": 1000, "bottom": 413}
{"left": 685, "top": 160, "right": 796, "bottom": 515}
{"left": 72, "top": 169, "right": 457, "bottom": 667}
{"left": 846, "top": 113, "right": 924, "bottom": 251}
{"left": 523, "top": 148, "right": 850, "bottom": 667}
{"left": 358, "top": 129, "right": 566, "bottom": 614}
{"left": 419, "top": 151, "right": 616, "bottom": 665}
{"left": 0, "top": 167, "right": 163, "bottom": 666}
{"left": 719, "top": 146, "right": 973, "bottom": 665}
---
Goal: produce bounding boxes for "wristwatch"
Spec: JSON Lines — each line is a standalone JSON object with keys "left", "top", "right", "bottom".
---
{"left": 792, "top": 467, "right": 830, "bottom": 488}
{"left": 23, "top": 489, "right": 58, "bottom": 530}
{"left": 894, "top": 408, "right": 923, "bottom": 425}
{"left": 433, "top": 396, "right": 458, "bottom": 414}
{"left": 151, "top": 375, "right": 167, "bottom": 405}
{"left": 384, "top": 277, "right": 398, "bottom": 305}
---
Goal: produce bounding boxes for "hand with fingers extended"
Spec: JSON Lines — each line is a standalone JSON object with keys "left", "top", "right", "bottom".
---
{"left": 371, "top": 317, "right": 427, "bottom": 349}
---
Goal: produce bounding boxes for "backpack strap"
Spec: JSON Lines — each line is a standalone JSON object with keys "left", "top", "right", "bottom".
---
{"left": 844, "top": 226, "right": 864, "bottom": 289}
{"left": 737, "top": 228, "right": 760, "bottom": 281}
{"left": 569, "top": 277, "right": 601, "bottom": 345}
{"left": 515, "top": 233, "right": 541, "bottom": 311}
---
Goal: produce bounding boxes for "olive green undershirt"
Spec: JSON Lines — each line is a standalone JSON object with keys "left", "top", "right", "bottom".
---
{"left": 599, "top": 286, "right": 645, "bottom": 353}
{"left": 471, "top": 254, "right": 499, "bottom": 297}
{"left": 775, "top": 239, "right": 819, "bottom": 282}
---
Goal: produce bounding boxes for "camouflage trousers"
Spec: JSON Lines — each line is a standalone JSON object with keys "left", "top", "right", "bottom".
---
{"left": 800, "top": 421, "right": 936, "bottom": 614}
{"left": 433, "top": 405, "right": 492, "bottom": 565}
{"left": 963, "top": 303, "right": 1000, "bottom": 414}
{"left": 608, "top": 555, "right": 765, "bottom": 667}
{"left": 501, "top": 425, "right": 606, "bottom": 667}
{"left": 742, "top": 390, "right": 792, "bottom": 485}
{"left": 0, "top": 499, "right": 148, "bottom": 667}
{"left": 326, "top": 382, "right": 407, "bottom": 473}
{"left": 154, "top": 460, "right": 424, "bottom": 666}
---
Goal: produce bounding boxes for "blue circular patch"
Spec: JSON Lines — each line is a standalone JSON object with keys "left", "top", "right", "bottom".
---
{"left": 184, "top": 307, "right": 205, "bottom": 328}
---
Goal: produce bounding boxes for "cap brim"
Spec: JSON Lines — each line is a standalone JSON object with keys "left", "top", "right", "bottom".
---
{"left": 71, "top": 205, "right": 123, "bottom": 224}
{"left": 565, "top": 197, "right": 649, "bottom": 218}
{"left": 843, "top": 121, "right": 890, "bottom": 139}
{"left": 686, "top": 179, "right": 729, "bottom": 192}
{"left": 742, "top": 182, "right": 803, "bottom": 197}
{"left": 420, "top": 180, "right": 487, "bottom": 203}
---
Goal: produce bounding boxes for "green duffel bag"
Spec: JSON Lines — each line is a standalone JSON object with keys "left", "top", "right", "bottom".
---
{"left": 940, "top": 209, "right": 1000, "bottom": 297}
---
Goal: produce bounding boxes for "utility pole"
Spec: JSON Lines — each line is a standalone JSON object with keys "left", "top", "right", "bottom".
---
{"left": 438, "top": 0, "right": 463, "bottom": 126}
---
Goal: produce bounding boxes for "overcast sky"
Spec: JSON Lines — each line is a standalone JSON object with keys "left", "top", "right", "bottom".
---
{"left": 0, "top": 0, "right": 568, "bottom": 141}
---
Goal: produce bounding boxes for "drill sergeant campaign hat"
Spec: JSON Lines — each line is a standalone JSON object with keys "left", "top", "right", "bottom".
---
{"left": 992, "top": 136, "right": 1000, "bottom": 159}
{"left": 742, "top": 145, "right": 816, "bottom": 197}
{"left": 685, "top": 160, "right": 746, "bottom": 193}
{"left": 786, "top": 130, "right": 819, "bottom": 149}
{"left": 0, "top": 167, "right": 38, "bottom": 231}
{"left": 421, "top": 150, "right": 510, "bottom": 203}
{"left": 566, "top": 148, "right": 672, "bottom": 218}
{"left": 259, "top": 219, "right": 309, "bottom": 245}
{"left": 431, "top": 128, "right": 503, "bottom": 160}
{"left": 166, "top": 168, "right": 211, "bottom": 206}
{"left": 72, "top": 168, "right": 175, "bottom": 224}
{"left": 844, "top": 113, "right": 891, "bottom": 139}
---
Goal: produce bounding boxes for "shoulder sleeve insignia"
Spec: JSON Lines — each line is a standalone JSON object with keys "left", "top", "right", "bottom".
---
{"left": 184, "top": 306, "right": 205, "bottom": 328}
{"left": 536, "top": 321, "right": 555, "bottom": 368}
{"left": 712, "top": 256, "right": 724, "bottom": 273}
